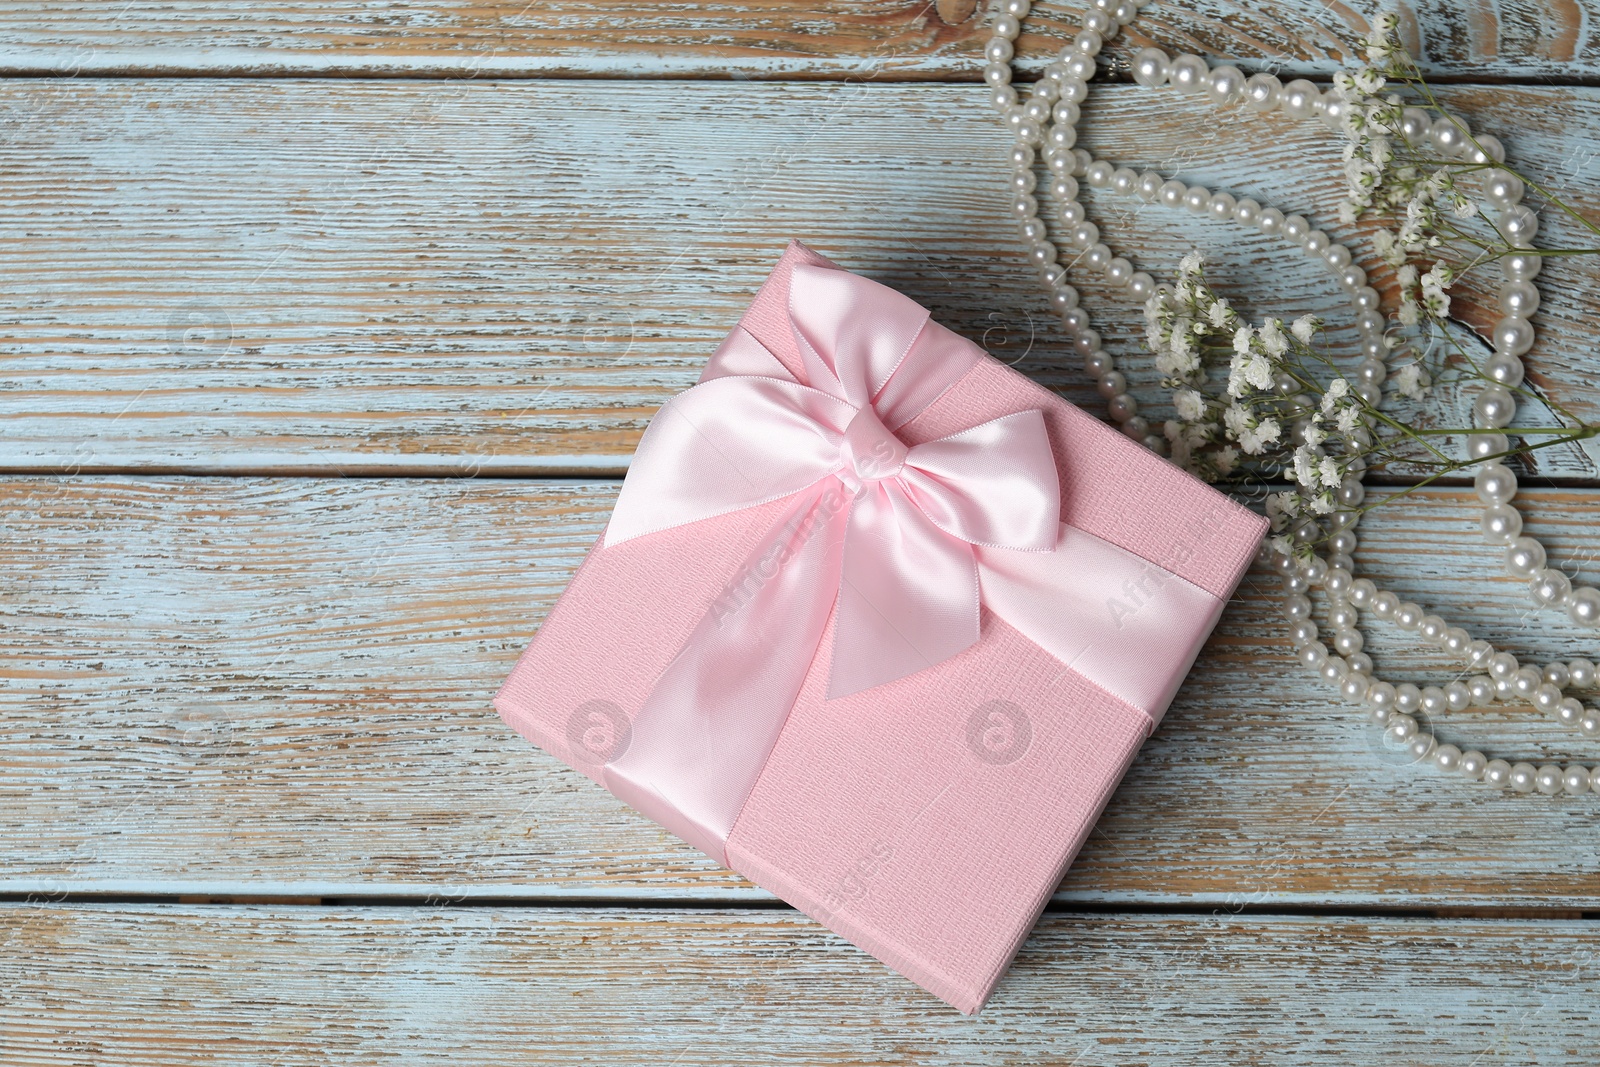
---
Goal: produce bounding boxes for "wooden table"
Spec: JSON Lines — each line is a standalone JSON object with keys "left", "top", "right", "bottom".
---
{"left": 3, "top": 2, "right": 1598, "bottom": 1062}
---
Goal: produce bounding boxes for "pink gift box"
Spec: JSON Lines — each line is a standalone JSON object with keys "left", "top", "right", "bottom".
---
{"left": 495, "top": 240, "right": 1266, "bottom": 1013}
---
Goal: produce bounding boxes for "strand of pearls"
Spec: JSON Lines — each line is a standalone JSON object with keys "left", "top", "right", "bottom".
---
{"left": 984, "top": 1, "right": 1599, "bottom": 795}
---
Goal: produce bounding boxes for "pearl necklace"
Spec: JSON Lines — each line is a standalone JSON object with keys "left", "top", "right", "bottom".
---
{"left": 986, "top": 1, "right": 1600, "bottom": 795}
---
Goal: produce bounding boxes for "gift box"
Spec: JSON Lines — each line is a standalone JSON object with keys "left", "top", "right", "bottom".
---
{"left": 494, "top": 240, "right": 1266, "bottom": 1013}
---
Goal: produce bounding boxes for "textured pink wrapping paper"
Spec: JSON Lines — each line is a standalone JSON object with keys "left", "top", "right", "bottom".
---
{"left": 495, "top": 241, "right": 1267, "bottom": 1013}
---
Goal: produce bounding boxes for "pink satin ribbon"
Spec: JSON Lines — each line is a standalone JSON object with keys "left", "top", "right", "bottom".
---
{"left": 600, "top": 263, "right": 1223, "bottom": 864}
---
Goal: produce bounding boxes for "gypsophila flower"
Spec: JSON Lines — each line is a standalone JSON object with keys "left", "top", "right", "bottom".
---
{"left": 1291, "top": 315, "right": 1320, "bottom": 344}
{"left": 1179, "top": 249, "right": 1204, "bottom": 275}
{"left": 1174, "top": 389, "right": 1206, "bottom": 421}
{"left": 1239, "top": 418, "right": 1281, "bottom": 455}
{"left": 1394, "top": 362, "right": 1430, "bottom": 399}
{"left": 1320, "top": 377, "right": 1351, "bottom": 413}
{"left": 1259, "top": 318, "right": 1288, "bottom": 357}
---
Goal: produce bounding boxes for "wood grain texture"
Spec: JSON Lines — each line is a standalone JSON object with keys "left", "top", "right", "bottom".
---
{"left": 1, "top": 904, "right": 1596, "bottom": 1064}
{"left": 2, "top": 80, "right": 1597, "bottom": 480}
{"left": 0, "top": 0, "right": 1595, "bottom": 80}
{"left": 5, "top": 477, "right": 1598, "bottom": 907}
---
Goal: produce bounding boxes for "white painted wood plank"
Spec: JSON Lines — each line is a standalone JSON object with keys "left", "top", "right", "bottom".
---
{"left": 1, "top": 904, "right": 1595, "bottom": 1064}
{"left": 0, "top": 0, "right": 1594, "bottom": 80}
{"left": 1, "top": 80, "right": 1595, "bottom": 480}
{"left": 4, "top": 477, "right": 1598, "bottom": 906}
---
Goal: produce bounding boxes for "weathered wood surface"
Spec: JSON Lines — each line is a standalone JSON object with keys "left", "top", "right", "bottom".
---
{"left": 0, "top": 904, "right": 1594, "bottom": 1064}
{"left": 5, "top": 476, "right": 1597, "bottom": 907}
{"left": 2, "top": 80, "right": 1596, "bottom": 480}
{"left": 0, "top": 0, "right": 1596, "bottom": 80}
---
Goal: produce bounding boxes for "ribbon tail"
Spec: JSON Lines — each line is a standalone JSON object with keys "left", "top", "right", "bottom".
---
{"left": 976, "top": 524, "right": 1226, "bottom": 733}
{"left": 828, "top": 482, "right": 980, "bottom": 699}
{"left": 602, "top": 480, "right": 852, "bottom": 865}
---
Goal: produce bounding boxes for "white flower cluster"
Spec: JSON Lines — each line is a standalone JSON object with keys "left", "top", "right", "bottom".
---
{"left": 1141, "top": 253, "right": 1375, "bottom": 502}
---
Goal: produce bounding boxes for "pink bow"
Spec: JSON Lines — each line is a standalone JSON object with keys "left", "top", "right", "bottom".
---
{"left": 604, "top": 263, "right": 1060, "bottom": 697}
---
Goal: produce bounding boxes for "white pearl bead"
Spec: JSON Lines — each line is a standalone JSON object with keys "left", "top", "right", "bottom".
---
{"left": 1534, "top": 764, "right": 1564, "bottom": 796}
{"left": 1499, "top": 280, "right": 1540, "bottom": 317}
{"left": 1473, "top": 463, "right": 1517, "bottom": 505}
{"left": 1485, "top": 354, "right": 1525, "bottom": 389}
{"left": 1128, "top": 271, "right": 1155, "bottom": 299}
{"left": 992, "top": 15, "right": 1022, "bottom": 39}
{"left": 1514, "top": 665, "right": 1543, "bottom": 697}
{"left": 1085, "top": 159, "right": 1115, "bottom": 188}
{"left": 1480, "top": 503, "right": 1521, "bottom": 543}
{"left": 1468, "top": 134, "right": 1506, "bottom": 165}
{"left": 1208, "top": 191, "right": 1237, "bottom": 223}
{"left": 1073, "top": 29, "right": 1103, "bottom": 54}
{"left": 983, "top": 61, "right": 1013, "bottom": 87}
{"left": 1569, "top": 659, "right": 1596, "bottom": 688}
{"left": 1529, "top": 568, "right": 1571, "bottom": 607}
{"left": 1111, "top": 166, "right": 1139, "bottom": 196}
{"left": 1398, "top": 107, "right": 1430, "bottom": 141}
{"left": 1502, "top": 252, "right": 1542, "bottom": 281}
{"left": 1168, "top": 53, "right": 1209, "bottom": 94}
{"left": 1504, "top": 536, "right": 1546, "bottom": 579}
{"left": 1473, "top": 386, "right": 1516, "bottom": 428}
{"left": 1583, "top": 713, "right": 1600, "bottom": 738}
{"left": 1395, "top": 682, "right": 1422, "bottom": 713}
{"left": 1498, "top": 205, "right": 1539, "bottom": 246}
{"left": 1508, "top": 762, "right": 1538, "bottom": 793}
{"left": 1208, "top": 65, "right": 1246, "bottom": 103}
{"left": 1257, "top": 207, "right": 1285, "bottom": 236}
{"left": 1131, "top": 46, "right": 1170, "bottom": 87}
{"left": 1467, "top": 640, "right": 1495, "bottom": 670}
{"left": 1371, "top": 591, "right": 1399, "bottom": 618}
{"left": 1419, "top": 686, "right": 1447, "bottom": 715}
{"left": 1279, "top": 79, "right": 1320, "bottom": 120}
{"left": 1492, "top": 316, "right": 1535, "bottom": 356}
{"left": 1482, "top": 168, "right": 1524, "bottom": 209}
{"left": 1430, "top": 116, "right": 1467, "bottom": 155}
{"left": 1408, "top": 733, "right": 1437, "bottom": 761}
{"left": 1183, "top": 185, "right": 1211, "bottom": 214}
{"left": 1445, "top": 681, "right": 1472, "bottom": 711}
{"left": 1341, "top": 672, "right": 1370, "bottom": 701}
{"left": 1567, "top": 586, "right": 1600, "bottom": 627}
{"left": 1348, "top": 578, "right": 1376, "bottom": 607}
{"left": 1106, "top": 257, "right": 1134, "bottom": 285}
{"left": 1544, "top": 662, "right": 1571, "bottom": 688}
{"left": 1232, "top": 197, "right": 1261, "bottom": 226}
{"left": 1563, "top": 766, "right": 1591, "bottom": 795}
{"left": 1243, "top": 73, "right": 1281, "bottom": 112}
{"left": 1346, "top": 651, "right": 1374, "bottom": 676}
{"left": 1157, "top": 179, "right": 1187, "bottom": 209}
{"left": 1534, "top": 683, "right": 1564, "bottom": 712}
{"left": 1385, "top": 710, "right": 1416, "bottom": 741}
{"left": 1483, "top": 759, "right": 1513, "bottom": 788}
{"left": 1459, "top": 750, "right": 1488, "bottom": 779}
{"left": 1489, "top": 652, "right": 1520, "bottom": 681}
